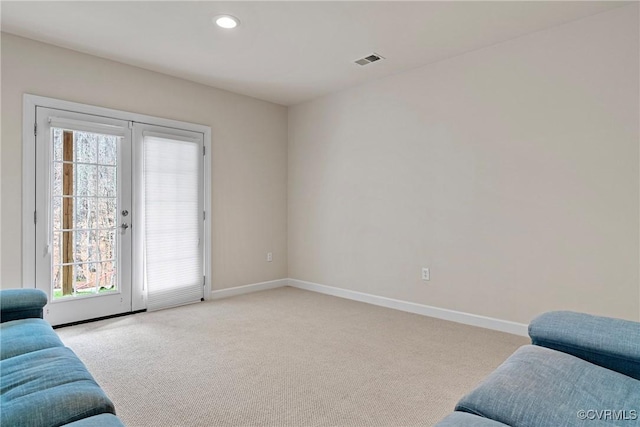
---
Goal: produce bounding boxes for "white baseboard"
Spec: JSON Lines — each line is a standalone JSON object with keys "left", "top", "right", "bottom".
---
{"left": 288, "top": 279, "right": 529, "bottom": 337}
{"left": 209, "top": 277, "right": 528, "bottom": 336}
{"left": 210, "top": 279, "right": 288, "bottom": 300}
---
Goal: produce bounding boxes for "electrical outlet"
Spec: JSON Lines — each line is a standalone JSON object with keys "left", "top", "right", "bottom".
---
{"left": 267, "top": 252, "right": 273, "bottom": 262}
{"left": 421, "top": 267, "right": 430, "bottom": 281}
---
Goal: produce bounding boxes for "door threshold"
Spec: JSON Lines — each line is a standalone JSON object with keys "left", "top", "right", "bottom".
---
{"left": 53, "top": 309, "right": 146, "bottom": 329}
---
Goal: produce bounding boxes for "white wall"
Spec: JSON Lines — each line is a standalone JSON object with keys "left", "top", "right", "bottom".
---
{"left": 1, "top": 33, "right": 288, "bottom": 290}
{"left": 288, "top": 5, "right": 640, "bottom": 324}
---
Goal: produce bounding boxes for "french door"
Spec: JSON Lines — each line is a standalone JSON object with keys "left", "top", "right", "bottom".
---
{"left": 35, "top": 108, "right": 132, "bottom": 325}
{"left": 33, "top": 105, "right": 206, "bottom": 326}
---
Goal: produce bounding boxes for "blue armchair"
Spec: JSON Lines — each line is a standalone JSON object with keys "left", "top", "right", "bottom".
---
{"left": 0, "top": 289, "right": 125, "bottom": 427}
{"left": 436, "top": 311, "right": 640, "bottom": 426}
{"left": 0, "top": 288, "right": 48, "bottom": 322}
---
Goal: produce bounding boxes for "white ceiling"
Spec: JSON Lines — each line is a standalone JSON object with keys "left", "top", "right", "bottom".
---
{"left": 0, "top": 1, "right": 628, "bottom": 106}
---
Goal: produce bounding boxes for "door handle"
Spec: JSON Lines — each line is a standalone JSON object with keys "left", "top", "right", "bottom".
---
{"left": 121, "top": 222, "right": 130, "bottom": 231}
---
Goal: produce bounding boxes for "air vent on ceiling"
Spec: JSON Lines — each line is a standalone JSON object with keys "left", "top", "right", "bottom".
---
{"left": 354, "top": 53, "right": 384, "bottom": 66}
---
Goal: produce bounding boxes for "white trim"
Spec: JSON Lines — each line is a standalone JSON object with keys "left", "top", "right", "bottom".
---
{"left": 210, "top": 279, "right": 288, "bottom": 300}
{"left": 288, "top": 279, "right": 529, "bottom": 337}
{"left": 22, "top": 95, "right": 37, "bottom": 289}
{"left": 203, "top": 128, "right": 212, "bottom": 300}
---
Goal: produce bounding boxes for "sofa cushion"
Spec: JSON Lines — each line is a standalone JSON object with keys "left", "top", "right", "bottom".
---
{"left": 0, "top": 318, "right": 64, "bottom": 360}
{"left": 456, "top": 345, "right": 640, "bottom": 427}
{"left": 63, "top": 414, "right": 125, "bottom": 427}
{"left": 435, "top": 412, "right": 510, "bottom": 426}
{"left": 0, "top": 289, "right": 48, "bottom": 322}
{"left": 1, "top": 346, "right": 115, "bottom": 427}
{"left": 529, "top": 311, "right": 640, "bottom": 380}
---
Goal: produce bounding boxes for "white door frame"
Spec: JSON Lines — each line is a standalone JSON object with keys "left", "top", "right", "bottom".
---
{"left": 22, "top": 94, "right": 212, "bottom": 309}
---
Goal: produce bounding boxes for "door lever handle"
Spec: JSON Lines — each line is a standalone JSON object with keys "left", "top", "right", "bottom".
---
{"left": 121, "top": 222, "right": 130, "bottom": 230}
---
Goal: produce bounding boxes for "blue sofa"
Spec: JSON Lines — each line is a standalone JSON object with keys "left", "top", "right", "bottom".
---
{"left": 436, "top": 311, "right": 640, "bottom": 426}
{"left": 0, "top": 289, "right": 125, "bottom": 427}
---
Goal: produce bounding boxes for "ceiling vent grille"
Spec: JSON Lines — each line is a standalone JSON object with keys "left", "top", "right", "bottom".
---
{"left": 354, "top": 53, "right": 384, "bottom": 66}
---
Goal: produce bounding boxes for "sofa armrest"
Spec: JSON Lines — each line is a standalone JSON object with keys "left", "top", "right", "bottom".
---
{"left": 529, "top": 311, "right": 640, "bottom": 380}
{"left": 0, "top": 289, "right": 48, "bottom": 323}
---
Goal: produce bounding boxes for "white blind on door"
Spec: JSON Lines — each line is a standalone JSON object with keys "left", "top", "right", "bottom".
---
{"left": 144, "top": 134, "right": 203, "bottom": 311}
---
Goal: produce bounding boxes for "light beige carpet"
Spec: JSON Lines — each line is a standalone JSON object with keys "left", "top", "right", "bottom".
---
{"left": 57, "top": 286, "right": 527, "bottom": 427}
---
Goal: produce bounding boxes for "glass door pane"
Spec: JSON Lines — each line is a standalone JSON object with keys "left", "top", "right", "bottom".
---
{"left": 51, "top": 128, "right": 120, "bottom": 299}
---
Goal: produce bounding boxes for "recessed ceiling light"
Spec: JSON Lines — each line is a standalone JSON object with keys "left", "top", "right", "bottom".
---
{"left": 214, "top": 15, "right": 240, "bottom": 29}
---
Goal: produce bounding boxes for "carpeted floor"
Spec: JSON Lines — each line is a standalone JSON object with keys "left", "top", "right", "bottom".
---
{"left": 57, "top": 286, "right": 527, "bottom": 427}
